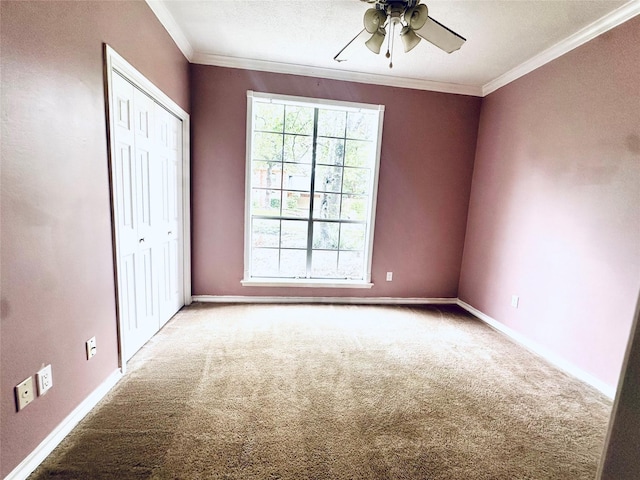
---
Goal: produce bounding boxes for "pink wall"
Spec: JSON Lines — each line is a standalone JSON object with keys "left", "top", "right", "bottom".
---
{"left": 191, "top": 65, "right": 481, "bottom": 299}
{"left": 4, "top": 1, "right": 634, "bottom": 475}
{"left": 459, "top": 16, "right": 640, "bottom": 388}
{"left": 0, "top": 1, "right": 189, "bottom": 476}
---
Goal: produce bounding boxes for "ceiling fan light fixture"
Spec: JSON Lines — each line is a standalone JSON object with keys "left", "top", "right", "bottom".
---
{"left": 363, "top": 8, "right": 387, "bottom": 34}
{"left": 400, "top": 26, "right": 421, "bottom": 52}
{"left": 404, "top": 4, "right": 428, "bottom": 30}
{"left": 365, "top": 28, "right": 386, "bottom": 54}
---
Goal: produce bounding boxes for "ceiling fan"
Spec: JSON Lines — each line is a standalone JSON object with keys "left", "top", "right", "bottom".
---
{"left": 334, "top": 0, "right": 466, "bottom": 68}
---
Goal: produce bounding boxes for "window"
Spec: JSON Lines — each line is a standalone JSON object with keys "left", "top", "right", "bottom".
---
{"left": 243, "top": 91, "right": 384, "bottom": 287}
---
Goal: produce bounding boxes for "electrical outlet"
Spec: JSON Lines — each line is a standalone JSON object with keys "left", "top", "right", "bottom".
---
{"left": 511, "top": 295, "right": 520, "bottom": 308}
{"left": 86, "top": 336, "right": 97, "bottom": 360}
{"left": 37, "top": 364, "right": 53, "bottom": 395}
{"left": 15, "top": 377, "right": 35, "bottom": 411}
{"left": 386, "top": 272, "right": 393, "bottom": 281}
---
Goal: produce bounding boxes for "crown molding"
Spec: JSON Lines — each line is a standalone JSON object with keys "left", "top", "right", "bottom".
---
{"left": 482, "top": 0, "right": 640, "bottom": 96}
{"left": 191, "top": 52, "right": 483, "bottom": 97}
{"left": 145, "top": 0, "right": 194, "bottom": 61}
{"left": 145, "top": 0, "right": 478, "bottom": 95}
{"left": 146, "top": 0, "right": 638, "bottom": 98}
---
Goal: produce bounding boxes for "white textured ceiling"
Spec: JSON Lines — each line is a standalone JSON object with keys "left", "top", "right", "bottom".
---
{"left": 150, "top": 0, "right": 639, "bottom": 95}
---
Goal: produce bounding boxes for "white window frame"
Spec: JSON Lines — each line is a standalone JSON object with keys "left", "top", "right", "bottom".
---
{"left": 242, "top": 91, "right": 385, "bottom": 288}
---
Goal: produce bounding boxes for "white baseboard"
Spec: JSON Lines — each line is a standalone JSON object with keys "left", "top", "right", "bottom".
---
{"left": 457, "top": 300, "right": 616, "bottom": 399}
{"left": 192, "top": 295, "right": 458, "bottom": 305}
{"left": 5, "top": 369, "right": 123, "bottom": 480}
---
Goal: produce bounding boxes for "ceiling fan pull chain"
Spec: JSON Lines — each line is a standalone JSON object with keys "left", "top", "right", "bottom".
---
{"left": 388, "top": 20, "right": 396, "bottom": 68}
{"left": 385, "top": 26, "right": 391, "bottom": 60}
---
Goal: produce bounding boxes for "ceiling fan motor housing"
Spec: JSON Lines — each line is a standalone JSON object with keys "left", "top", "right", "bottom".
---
{"left": 369, "top": 0, "right": 421, "bottom": 12}
{"left": 371, "top": 1, "right": 426, "bottom": 27}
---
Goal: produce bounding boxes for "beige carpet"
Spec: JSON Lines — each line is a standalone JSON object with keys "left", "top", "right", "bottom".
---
{"left": 30, "top": 304, "right": 611, "bottom": 479}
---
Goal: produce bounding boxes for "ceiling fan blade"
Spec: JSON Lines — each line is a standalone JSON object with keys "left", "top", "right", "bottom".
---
{"left": 414, "top": 16, "right": 466, "bottom": 53}
{"left": 333, "top": 28, "right": 369, "bottom": 62}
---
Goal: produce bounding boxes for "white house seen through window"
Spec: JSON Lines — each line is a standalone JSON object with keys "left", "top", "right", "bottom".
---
{"left": 243, "top": 91, "right": 384, "bottom": 286}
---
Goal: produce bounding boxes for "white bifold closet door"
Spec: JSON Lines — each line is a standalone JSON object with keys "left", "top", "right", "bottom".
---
{"left": 111, "top": 71, "right": 183, "bottom": 361}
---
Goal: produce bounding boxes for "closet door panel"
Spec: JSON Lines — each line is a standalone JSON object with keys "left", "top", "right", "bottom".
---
{"left": 112, "top": 74, "right": 137, "bottom": 253}
{"left": 134, "top": 88, "right": 156, "bottom": 243}
{"left": 155, "top": 104, "right": 182, "bottom": 324}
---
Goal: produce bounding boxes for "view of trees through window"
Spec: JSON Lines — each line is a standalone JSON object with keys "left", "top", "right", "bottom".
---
{"left": 247, "top": 94, "right": 382, "bottom": 281}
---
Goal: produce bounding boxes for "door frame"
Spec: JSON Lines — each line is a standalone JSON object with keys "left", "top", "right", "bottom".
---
{"left": 104, "top": 44, "right": 191, "bottom": 372}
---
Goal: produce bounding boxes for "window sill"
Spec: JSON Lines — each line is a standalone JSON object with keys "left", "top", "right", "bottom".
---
{"left": 241, "top": 278, "right": 374, "bottom": 289}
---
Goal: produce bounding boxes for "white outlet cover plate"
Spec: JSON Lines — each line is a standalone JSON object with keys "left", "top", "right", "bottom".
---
{"left": 15, "top": 377, "right": 35, "bottom": 410}
{"left": 37, "top": 364, "right": 53, "bottom": 395}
